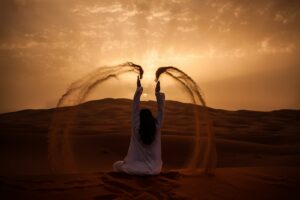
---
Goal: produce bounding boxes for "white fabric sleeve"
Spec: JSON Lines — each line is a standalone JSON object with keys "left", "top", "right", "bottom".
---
{"left": 155, "top": 92, "right": 165, "bottom": 127}
{"left": 132, "top": 87, "right": 143, "bottom": 130}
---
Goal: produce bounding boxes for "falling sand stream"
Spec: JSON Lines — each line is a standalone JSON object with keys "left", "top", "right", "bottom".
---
{"left": 48, "top": 62, "right": 143, "bottom": 173}
{"left": 48, "top": 62, "right": 217, "bottom": 174}
{"left": 156, "top": 66, "right": 217, "bottom": 174}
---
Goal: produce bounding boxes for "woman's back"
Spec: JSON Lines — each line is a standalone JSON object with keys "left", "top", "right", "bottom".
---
{"left": 124, "top": 123, "right": 162, "bottom": 174}
{"left": 113, "top": 80, "right": 165, "bottom": 175}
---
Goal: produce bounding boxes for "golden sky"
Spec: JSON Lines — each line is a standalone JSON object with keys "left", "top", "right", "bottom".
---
{"left": 0, "top": 0, "right": 299, "bottom": 113}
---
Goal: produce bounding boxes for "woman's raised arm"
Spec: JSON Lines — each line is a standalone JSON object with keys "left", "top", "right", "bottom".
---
{"left": 155, "top": 81, "right": 165, "bottom": 127}
{"left": 132, "top": 76, "right": 143, "bottom": 129}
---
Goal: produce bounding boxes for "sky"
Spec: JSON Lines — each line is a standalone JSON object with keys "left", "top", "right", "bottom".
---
{"left": 0, "top": 0, "right": 299, "bottom": 113}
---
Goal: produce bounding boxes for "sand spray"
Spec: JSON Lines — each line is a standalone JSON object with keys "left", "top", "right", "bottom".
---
{"left": 48, "top": 63, "right": 216, "bottom": 174}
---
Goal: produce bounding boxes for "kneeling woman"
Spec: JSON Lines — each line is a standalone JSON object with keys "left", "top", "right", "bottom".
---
{"left": 113, "top": 76, "right": 165, "bottom": 175}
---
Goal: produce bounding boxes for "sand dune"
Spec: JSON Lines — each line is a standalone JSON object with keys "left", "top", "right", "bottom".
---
{"left": 0, "top": 99, "right": 300, "bottom": 199}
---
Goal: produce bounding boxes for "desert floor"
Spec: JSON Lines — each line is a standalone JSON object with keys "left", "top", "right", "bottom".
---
{"left": 1, "top": 99, "right": 300, "bottom": 199}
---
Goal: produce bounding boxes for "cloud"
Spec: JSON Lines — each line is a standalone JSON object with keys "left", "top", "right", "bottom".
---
{"left": 258, "top": 38, "right": 296, "bottom": 54}
{"left": 274, "top": 11, "right": 297, "bottom": 24}
{"left": 71, "top": 2, "right": 123, "bottom": 15}
{"left": 177, "top": 26, "right": 197, "bottom": 32}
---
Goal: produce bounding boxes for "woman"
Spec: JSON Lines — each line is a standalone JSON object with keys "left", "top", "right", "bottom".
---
{"left": 113, "top": 76, "right": 165, "bottom": 175}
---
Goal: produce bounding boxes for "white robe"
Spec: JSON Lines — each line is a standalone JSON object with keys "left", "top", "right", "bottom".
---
{"left": 113, "top": 86, "right": 165, "bottom": 175}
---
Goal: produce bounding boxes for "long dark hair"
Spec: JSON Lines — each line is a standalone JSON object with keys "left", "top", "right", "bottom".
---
{"left": 139, "top": 108, "right": 156, "bottom": 145}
